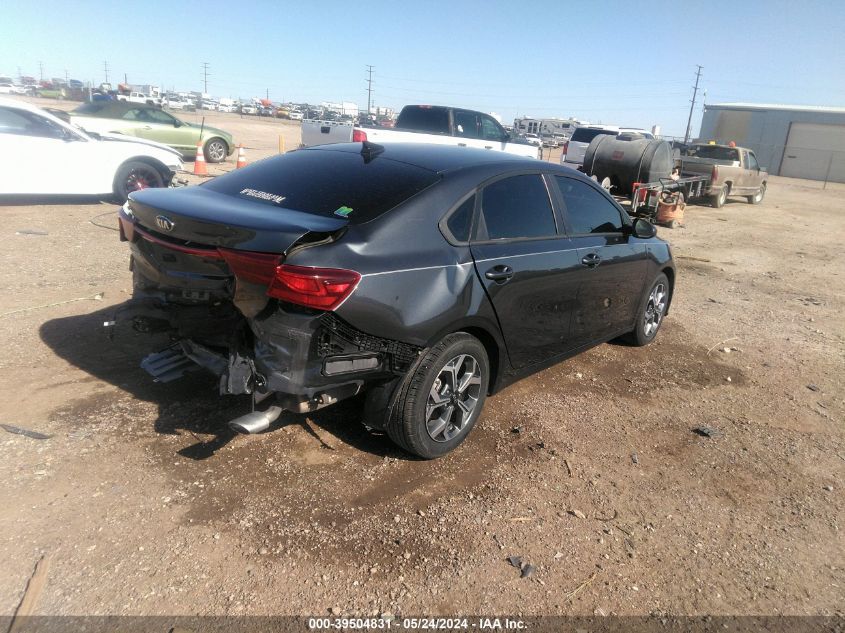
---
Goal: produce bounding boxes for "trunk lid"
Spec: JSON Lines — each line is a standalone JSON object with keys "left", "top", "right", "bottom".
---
{"left": 127, "top": 185, "right": 349, "bottom": 253}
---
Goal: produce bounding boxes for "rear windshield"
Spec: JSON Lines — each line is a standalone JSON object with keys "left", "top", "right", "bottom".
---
{"left": 684, "top": 145, "right": 739, "bottom": 161}
{"left": 571, "top": 128, "right": 618, "bottom": 143}
{"left": 203, "top": 148, "right": 441, "bottom": 224}
{"left": 396, "top": 106, "right": 450, "bottom": 134}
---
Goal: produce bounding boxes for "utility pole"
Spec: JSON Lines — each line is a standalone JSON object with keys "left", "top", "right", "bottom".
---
{"left": 366, "top": 65, "right": 374, "bottom": 114}
{"left": 202, "top": 62, "right": 210, "bottom": 94}
{"left": 64, "top": 69, "right": 69, "bottom": 83}
{"left": 266, "top": 87, "right": 269, "bottom": 100}
{"left": 683, "top": 65, "right": 703, "bottom": 143}
{"left": 38, "top": 61, "right": 43, "bottom": 82}
{"left": 103, "top": 60, "right": 110, "bottom": 85}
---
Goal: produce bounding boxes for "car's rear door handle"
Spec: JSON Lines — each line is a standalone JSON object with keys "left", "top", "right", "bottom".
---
{"left": 485, "top": 265, "right": 514, "bottom": 282}
{"left": 581, "top": 253, "right": 602, "bottom": 268}
{"left": 142, "top": 125, "right": 153, "bottom": 130}
{"left": 484, "top": 145, "right": 493, "bottom": 149}
{"left": 457, "top": 142, "right": 467, "bottom": 147}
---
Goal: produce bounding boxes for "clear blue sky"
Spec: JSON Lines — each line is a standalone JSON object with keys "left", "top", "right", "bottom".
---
{"left": 2, "top": 0, "right": 843, "bottom": 137}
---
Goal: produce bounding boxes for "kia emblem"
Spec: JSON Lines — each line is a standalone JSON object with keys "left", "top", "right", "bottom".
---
{"left": 155, "top": 215, "right": 175, "bottom": 232}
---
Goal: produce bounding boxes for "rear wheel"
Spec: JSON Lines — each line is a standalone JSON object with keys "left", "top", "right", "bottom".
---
{"left": 747, "top": 182, "right": 766, "bottom": 204}
{"left": 710, "top": 186, "right": 727, "bottom": 208}
{"left": 386, "top": 333, "right": 489, "bottom": 459}
{"left": 204, "top": 138, "right": 228, "bottom": 163}
{"left": 113, "top": 161, "right": 164, "bottom": 203}
{"left": 624, "top": 273, "right": 670, "bottom": 346}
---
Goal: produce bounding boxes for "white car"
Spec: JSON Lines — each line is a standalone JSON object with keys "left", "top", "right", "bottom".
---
{"left": 217, "top": 104, "right": 236, "bottom": 113}
{"left": 0, "top": 83, "right": 27, "bottom": 95}
{"left": 240, "top": 104, "right": 257, "bottom": 115}
{"left": 0, "top": 98, "right": 183, "bottom": 202}
{"left": 288, "top": 110, "right": 303, "bottom": 120}
{"left": 522, "top": 132, "right": 542, "bottom": 147}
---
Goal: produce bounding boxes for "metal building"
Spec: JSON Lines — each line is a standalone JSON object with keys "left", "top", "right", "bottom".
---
{"left": 698, "top": 103, "right": 845, "bottom": 184}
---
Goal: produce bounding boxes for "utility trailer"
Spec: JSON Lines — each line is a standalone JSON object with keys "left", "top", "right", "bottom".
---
{"left": 629, "top": 174, "right": 710, "bottom": 217}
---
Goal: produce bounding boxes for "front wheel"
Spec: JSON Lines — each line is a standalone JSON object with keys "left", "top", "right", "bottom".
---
{"left": 204, "top": 138, "right": 228, "bottom": 163}
{"left": 113, "top": 161, "right": 164, "bottom": 203}
{"left": 747, "top": 182, "right": 766, "bottom": 204}
{"left": 386, "top": 333, "right": 489, "bottom": 459}
{"left": 624, "top": 273, "right": 670, "bottom": 346}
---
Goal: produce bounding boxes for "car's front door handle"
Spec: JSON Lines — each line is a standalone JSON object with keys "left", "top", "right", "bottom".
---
{"left": 484, "top": 145, "right": 493, "bottom": 150}
{"left": 142, "top": 125, "right": 153, "bottom": 130}
{"left": 485, "top": 265, "right": 514, "bottom": 283}
{"left": 581, "top": 253, "right": 602, "bottom": 268}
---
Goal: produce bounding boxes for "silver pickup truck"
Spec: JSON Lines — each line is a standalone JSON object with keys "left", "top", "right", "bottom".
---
{"left": 301, "top": 105, "right": 539, "bottom": 159}
{"left": 679, "top": 144, "right": 768, "bottom": 207}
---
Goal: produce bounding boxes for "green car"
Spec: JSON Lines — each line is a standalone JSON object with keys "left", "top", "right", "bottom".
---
{"left": 69, "top": 101, "right": 235, "bottom": 163}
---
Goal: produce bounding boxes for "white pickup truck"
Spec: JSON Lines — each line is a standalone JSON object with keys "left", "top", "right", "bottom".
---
{"left": 117, "top": 91, "right": 162, "bottom": 106}
{"left": 301, "top": 105, "right": 539, "bottom": 159}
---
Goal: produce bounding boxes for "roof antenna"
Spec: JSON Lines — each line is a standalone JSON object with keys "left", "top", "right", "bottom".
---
{"left": 360, "top": 140, "right": 385, "bottom": 163}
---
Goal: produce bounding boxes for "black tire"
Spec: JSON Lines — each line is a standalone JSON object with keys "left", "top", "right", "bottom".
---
{"left": 385, "top": 333, "right": 489, "bottom": 459}
{"left": 204, "top": 137, "right": 228, "bottom": 163}
{"left": 113, "top": 161, "right": 164, "bottom": 203}
{"left": 747, "top": 182, "right": 766, "bottom": 204}
{"left": 710, "top": 186, "right": 727, "bottom": 208}
{"left": 624, "top": 273, "right": 670, "bottom": 347}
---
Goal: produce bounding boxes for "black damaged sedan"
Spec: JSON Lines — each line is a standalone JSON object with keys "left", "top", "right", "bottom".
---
{"left": 118, "top": 142, "right": 675, "bottom": 458}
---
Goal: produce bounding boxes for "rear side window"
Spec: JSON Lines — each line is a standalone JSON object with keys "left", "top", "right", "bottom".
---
{"left": 203, "top": 148, "right": 440, "bottom": 224}
{"left": 396, "top": 107, "right": 450, "bottom": 134}
{"left": 478, "top": 175, "right": 556, "bottom": 240}
{"left": 555, "top": 177, "right": 624, "bottom": 234}
{"left": 571, "top": 128, "right": 617, "bottom": 144}
{"left": 445, "top": 195, "right": 475, "bottom": 242}
{"left": 454, "top": 110, "right": 480, "bottom": 139}
{"left": 0, "top": 107, "right": 65, "bottom": 138}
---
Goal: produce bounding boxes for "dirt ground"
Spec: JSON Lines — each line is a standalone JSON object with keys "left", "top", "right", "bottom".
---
{"left": 0, "top": 96, "right": 843, "bottom": 619}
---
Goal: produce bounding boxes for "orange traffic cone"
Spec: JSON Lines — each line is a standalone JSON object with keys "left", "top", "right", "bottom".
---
{"left": 193, "top": 142, "right": 207, "bottom": 176}
{"left": 236, "top": 144, "right": 248, "bottom": 169}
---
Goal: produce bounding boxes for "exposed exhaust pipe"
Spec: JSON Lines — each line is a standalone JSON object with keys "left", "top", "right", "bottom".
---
{"left": 228, "top": 406, "right": 284, "bottom": 434}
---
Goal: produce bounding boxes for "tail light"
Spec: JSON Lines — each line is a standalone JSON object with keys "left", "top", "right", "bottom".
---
{"left": 218, "top": 249, "right": 280, "bottom": 285}
{"left": 352, "top": 129, "right": 368, "bottom": 142}
{"left": 561, "top": 141, "right": 569, "bottom": 155}
{"left": 220, "top": 251, "right": 360, "bottom": 311}
{"left": 268, "top": 265, "right": 361, "bottom": 310}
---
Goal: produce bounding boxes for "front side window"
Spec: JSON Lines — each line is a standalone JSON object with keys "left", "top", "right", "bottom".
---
{"left": 478, "top": 175, "right": 556, "bottom": 241}
{"left": 746, "top": 152, "right": 759, "bottom": 170}
{"left": 555, "top": 176, "right": 625, "bottom": 234}
{"left": 480, "top": 115, "right": 506, "bottom": 142}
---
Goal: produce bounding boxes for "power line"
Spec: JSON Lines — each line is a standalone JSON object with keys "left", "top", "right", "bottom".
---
{"left": 366, "top": 65, "right": 374, "bottom": 114}
{"left": 684, "top": 65, "right": 703, "bottom": 143}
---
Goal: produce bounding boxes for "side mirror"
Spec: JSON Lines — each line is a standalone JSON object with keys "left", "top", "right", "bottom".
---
{"left": 632, "top": 217, "right": 657, "bottom": 238}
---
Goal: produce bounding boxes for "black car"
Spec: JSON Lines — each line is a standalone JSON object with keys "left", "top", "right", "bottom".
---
{"left": 118, "top": 143, "right": 674, "bottom": 458}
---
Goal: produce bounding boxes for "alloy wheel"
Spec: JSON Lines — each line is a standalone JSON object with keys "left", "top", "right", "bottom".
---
{"left": 643, "top": 282, "right": 668, "bottom": 337}
{"left": 207, "top": 140, "right": 226, "bottom": 162}
{"left": 425, "top": 354, "right": 482, "bottom": 443}
{"left": 125, "top": 167, "right": 155, "bottom": 192}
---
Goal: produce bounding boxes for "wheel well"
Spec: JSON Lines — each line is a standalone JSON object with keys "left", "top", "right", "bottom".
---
{"left": 662, "top": 266, "right": 675, "bottom": 312}
{"left": 458, "top": 326, "right": 500, "bottom": 394}
{"left": 205, "top": 136, "right": 228, "bottom": 150}
{"left": 117, "top": 157, "right": 171, "bottom": 185}
{"left": 723, "top": 181, "right": 732, "bottom": 193}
